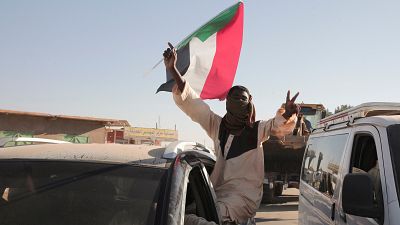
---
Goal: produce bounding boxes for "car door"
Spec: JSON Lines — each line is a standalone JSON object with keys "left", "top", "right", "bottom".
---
{"left": 167, "top": 152, "right": 221, "bottom": 225}
{"left": 299, "top": 142, "right": 319, "bottom": 225}
{"left": 337, "top": 125, "right": 387, "bottom": 225}
{"left": 184, "top": 152, "right": 220, "bottom": 224}
{"left": 299, "top": 131, "right": 349, "bottom": 225}
{"left": 186, "top": 164, "right": 220, "bottom": 223}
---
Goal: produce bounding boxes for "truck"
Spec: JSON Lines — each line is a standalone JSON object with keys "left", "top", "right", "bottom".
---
{"left": 262, "top": 103, "right": 326, "bottom": 203}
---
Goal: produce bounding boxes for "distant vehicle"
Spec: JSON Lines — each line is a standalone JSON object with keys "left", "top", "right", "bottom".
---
{"left": 0, "top": 137, "right": 71, "bottom": 148}
{"left": 262, "top": 103, "right": 326, "bottom": 203}
{"left": 0, "top": 141, "right": 220, "bottom": 225}
{"left": 299, "top": 102, "right": 400, "bottom": 225}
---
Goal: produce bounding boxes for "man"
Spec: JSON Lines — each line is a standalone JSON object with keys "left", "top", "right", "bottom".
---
{"left": 163, "top": 44, "right": 300, "bottom": 225}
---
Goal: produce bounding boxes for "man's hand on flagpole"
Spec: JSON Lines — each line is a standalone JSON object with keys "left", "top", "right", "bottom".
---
{"left": 282, "top": 91, "right": 300, "bottom": 120}
{"left": 163, "top": 42, "right": 177, "bottom": 71}
{"left": 163, "top": 42, "right": 185, "bottom": 92}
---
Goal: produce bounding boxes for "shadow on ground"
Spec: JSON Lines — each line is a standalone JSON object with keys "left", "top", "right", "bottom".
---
{"left": 261, "top": 194, "right": 299, "bottom": 205}
{"left": 255, "top": 217, "right": 297, "bottom": 223}
{"left": 258, "top": 203, "right": 298, "bottom": 212}
{"left": 259, "top": 194, "right": 299, "bottom": 212}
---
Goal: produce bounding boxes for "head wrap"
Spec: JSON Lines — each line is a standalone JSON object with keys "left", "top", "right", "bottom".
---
{"left": 222, "top": 86, "right": 256, "bottom": 134}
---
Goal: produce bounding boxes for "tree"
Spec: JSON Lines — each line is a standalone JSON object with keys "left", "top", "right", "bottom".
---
{"left": 325, "top": 109, "right": 333, "bottom": 117}
{"left": 334, "top": 104, "right": 353, "bottom": 114}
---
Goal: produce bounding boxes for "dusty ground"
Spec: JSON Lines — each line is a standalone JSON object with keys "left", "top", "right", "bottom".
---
{"left": 255, "top": 188, "right": 299, "bottom": 225}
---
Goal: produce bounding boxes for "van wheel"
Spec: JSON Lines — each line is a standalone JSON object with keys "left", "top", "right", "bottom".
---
{"left": 274, "top": 184, "right": 283, "bottom": 196}
{"left": 262, "top": 186, "right": 275, "bottom": 204}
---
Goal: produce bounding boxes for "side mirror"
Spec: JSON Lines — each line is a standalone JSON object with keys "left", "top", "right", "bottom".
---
{"left": 342, "top": 173, "right": 383, "bottom": 218}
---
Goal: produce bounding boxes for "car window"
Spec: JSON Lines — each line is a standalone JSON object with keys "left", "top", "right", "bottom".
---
{"left": 387, "top": 124, "right": 400, "bottom": 207}
{"left": 301, "top": 107, "right": 319, "bottom": 128}
{"left": 185, "top": 166, "right": 219, "bottom": 224}
{"left": 301, "top": 134, "right": 349, "bottom": 197}
{"left": 0, "top": 160, "right": 167, "bottom": 225}
{"left": 349, "top": 133, "right": 383, "bottom": 224}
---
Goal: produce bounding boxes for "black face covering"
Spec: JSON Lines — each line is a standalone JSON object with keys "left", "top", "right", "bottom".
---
{"left": 222, "top": 86, "right": 255, "bottom": 134}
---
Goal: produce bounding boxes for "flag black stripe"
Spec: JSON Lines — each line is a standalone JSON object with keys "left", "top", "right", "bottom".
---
{"left": 157, "top": 44, "right": 191, "bottom": 93}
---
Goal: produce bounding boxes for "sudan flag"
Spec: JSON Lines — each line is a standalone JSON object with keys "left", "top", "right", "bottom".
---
{"left": 157, "top": 2, "right": 244, "bottom": 100}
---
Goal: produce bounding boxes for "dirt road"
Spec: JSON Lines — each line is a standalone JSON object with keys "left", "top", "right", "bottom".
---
{"left": 255, "top": 188, "right": 299, "bottom": 225}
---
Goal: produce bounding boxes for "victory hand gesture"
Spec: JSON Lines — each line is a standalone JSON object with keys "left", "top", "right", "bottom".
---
{"left": 283, "top": 90, "right": 300, "bottom": 119}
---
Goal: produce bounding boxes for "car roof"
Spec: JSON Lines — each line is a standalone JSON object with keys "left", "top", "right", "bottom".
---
{"left": 312, "top": 115, "right": 400, "bottom": 135}
{"left": 355, "top": 115, "right": 400, "bottom": 127}
{"left": 0, "top": 143, "right": 169, "bottom": 168}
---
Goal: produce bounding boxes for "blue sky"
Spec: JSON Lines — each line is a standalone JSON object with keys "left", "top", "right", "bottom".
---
{"left": 1, "top": 1, "right": 399, "bottom": 146}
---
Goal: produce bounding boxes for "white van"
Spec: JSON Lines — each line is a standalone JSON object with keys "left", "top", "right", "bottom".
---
{"left": 299, "top": 102, "right": 400, "bottom": 225}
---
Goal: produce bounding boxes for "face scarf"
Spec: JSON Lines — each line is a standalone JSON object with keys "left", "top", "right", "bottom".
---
{"left": 222, "top": 87, "right": 256, "bottom": 134}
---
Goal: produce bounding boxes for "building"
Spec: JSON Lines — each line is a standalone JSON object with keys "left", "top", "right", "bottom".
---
{"left": 123, "top": 127, "right": 178, "bottom": 145}
{"left": 0, "top": 109, "right": 130, "bottom": 143}
{"left": 0, "top": 109, "right": 178, "bottom": 145}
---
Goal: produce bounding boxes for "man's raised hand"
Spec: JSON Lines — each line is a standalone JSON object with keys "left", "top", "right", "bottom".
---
{"left": 283, "top": 90, "right": 300, "bottom": 119}
{"left": 162, "top": 42, "right": 186, "bottom": 92}
{"left": 163, "top": 42, "right": 177, "bottom": 71}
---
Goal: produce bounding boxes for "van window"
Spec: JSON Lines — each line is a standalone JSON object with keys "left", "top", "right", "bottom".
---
{"left": 387, "top": 124, "right": 400, "bottom": 206}
{"left": 350, "top": 133, "right": 383, "bottom": 223}
{"left": 301, "top": 134, "right": 348, "bottom": 197}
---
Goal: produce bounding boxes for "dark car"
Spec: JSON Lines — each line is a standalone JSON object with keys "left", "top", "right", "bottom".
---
{"left": 0, "top": 142, "right": 220, "bottom": 225}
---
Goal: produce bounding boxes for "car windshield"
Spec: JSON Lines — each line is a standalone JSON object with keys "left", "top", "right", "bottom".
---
{"left": 301, "top": 107, "right": 321, "bottom": 129}
{"left": 387, "top": 124, "right": 400, "bottom": 203}
{"left": 0, "top": 160, "right": 167, "bottom": 225}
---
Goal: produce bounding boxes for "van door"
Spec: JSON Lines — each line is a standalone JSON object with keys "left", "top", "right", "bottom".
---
{"left": 299, "top": 143, "right": 317, "bottom": 224}
{"left": 337, "top": 126, "right": 386, "bottom": 225}
{"left": 299, "top": 133, "right": 349, "bottom": 225}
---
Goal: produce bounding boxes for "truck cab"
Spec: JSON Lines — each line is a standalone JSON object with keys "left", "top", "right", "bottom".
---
{"left": 262, "top": 103, "right": 326, "bottom": 203}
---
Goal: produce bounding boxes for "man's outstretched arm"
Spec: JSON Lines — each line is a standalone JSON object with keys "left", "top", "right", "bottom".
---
{"left": 259, "top": 91, "right": 300, "bottom": 142}
{"left": 163, "top": 43, "right": 221, "bottom": 141}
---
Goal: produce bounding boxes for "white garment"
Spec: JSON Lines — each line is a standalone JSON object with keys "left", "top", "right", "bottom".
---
{"left": 174, "top": 83, "right": 296, "bottom": 223}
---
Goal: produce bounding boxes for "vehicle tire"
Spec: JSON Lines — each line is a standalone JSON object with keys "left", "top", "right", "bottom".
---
{"left": 274, "top": 183, "right": 284, "bottom": 196}
{"left": 261, "top": 186, "right": 275, "bottom": 204}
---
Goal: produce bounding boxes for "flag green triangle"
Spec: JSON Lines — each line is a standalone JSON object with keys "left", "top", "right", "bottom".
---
{"left": 177, "top": 2, "right": 241, "bottom": 49}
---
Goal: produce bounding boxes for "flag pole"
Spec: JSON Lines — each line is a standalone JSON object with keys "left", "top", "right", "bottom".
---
{"left": 144, "top": 58, "right": 163, "bottom": 76}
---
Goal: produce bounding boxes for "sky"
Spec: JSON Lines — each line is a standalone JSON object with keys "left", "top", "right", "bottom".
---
{"left": 1, "top": 0, "right": 399, "bottom": 147}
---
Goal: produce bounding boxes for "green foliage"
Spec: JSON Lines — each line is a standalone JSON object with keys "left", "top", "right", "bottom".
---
{"left": 0, "top": 131, "right": 33, "bottom": 138}
{"left": 334, "top": 104, "right": 353, "bottom": 114}
{"left": 63, "top": 135, "right": 89, "bottom": 143}
{"left": 325, "top": 109, "right": 333, "bottom": 117}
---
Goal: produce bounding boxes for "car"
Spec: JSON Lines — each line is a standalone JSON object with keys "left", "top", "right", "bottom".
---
{"left": 0, "top": 137, "right": 71, "bottom": 148}
{"left": 0, "top": 141, "right": 220, "bottom": 225}
{"left": 163, "top": 140, "right": 216, "bottom": 161}
{"left": 298, "top": 102, "right": 400, "bottom": 225}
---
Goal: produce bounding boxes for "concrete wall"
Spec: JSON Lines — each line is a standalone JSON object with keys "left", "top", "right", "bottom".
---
{"left": 0, "top": 114, "right": 107, "bottom": 143}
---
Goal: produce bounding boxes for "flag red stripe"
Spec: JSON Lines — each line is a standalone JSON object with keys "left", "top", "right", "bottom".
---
{"left": 200, "top": 3, "right": 244, "bottom": 100}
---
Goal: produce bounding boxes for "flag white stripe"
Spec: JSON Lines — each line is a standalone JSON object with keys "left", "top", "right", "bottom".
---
{"left": 184, "top": 34, "right": 217, "bottom": 95}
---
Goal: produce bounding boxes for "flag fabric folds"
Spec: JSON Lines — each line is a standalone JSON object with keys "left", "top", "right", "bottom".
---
{"left": 157, "top": 2, "right": 244, "bottom": 100}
